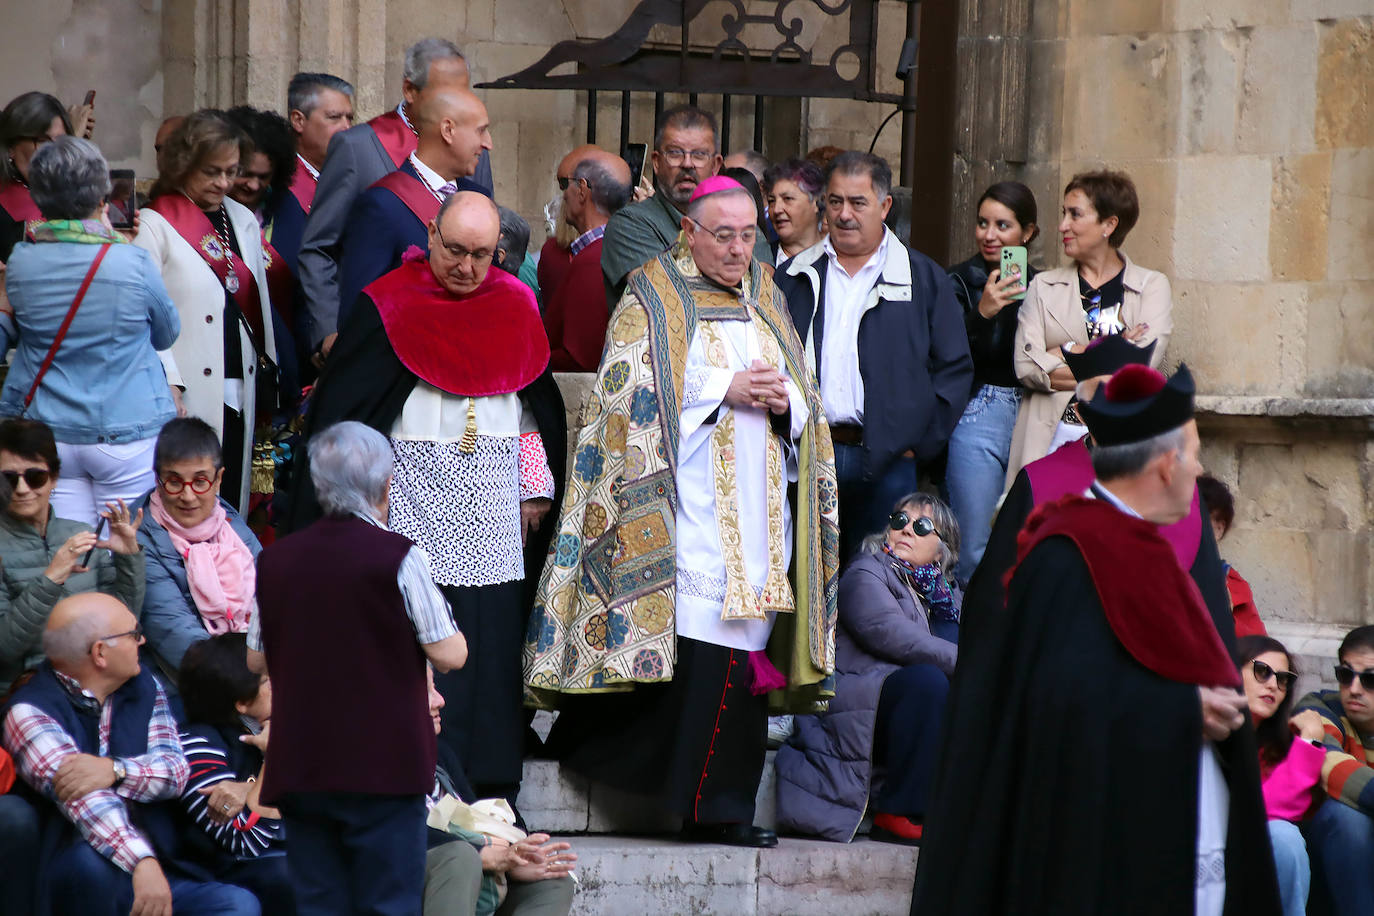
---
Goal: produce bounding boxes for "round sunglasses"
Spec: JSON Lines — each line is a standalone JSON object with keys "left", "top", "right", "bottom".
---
{"left": 888, "top": 511, "right": 943, "bottom": 541}
{"left": 1250, "top": 659, "right": 1296, "bottom": 692}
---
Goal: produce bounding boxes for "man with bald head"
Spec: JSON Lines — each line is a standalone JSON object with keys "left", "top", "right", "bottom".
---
{"left": 543, "top": 148, "right": 632, "bottom": 371}
{"left": 3, "top": 593, "right": 258, "bottom": 915}
{"left": 537, "top": 143, "right": 602, "bottom": 300}
{"left": 299, "top": 37, "right": 495, "bottom": 365}
{"left": 336, "top": 88, "right": 493, "bottom": 323}
{"left": 526, "top": 177, "right": 838, "bottom": 847}
{"left": 293, "top": 191, "right": 566, "bottom": 807}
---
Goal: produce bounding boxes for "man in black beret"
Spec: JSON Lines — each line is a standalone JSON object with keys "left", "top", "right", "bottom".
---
{"left": 912, "top": 363, "right": 1280, "bottom": 916}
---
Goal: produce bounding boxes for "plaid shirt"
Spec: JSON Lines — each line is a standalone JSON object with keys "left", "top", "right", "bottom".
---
{"left": 1, "top": 670, "right": 188, "bottom": 872}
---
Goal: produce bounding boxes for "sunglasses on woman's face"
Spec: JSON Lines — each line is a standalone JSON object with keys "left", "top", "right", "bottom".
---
{"left": 889, "top": 511, "right": 940, "bottom": 540}
{"left": 1334, "top": 665, "right": 1374, "bottom": 691}
{"left": 1251, "top": 660, "right": 1296, "bottom": 692}
{"left": 1, "top": 468, "right": 51, "bottom": 490}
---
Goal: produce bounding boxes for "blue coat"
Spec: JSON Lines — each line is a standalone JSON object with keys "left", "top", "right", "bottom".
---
{"left": 774, "top": 550, "right": 958, "bottom": 841}
{"left": 775, "top": 230, "right": 973, "bottom": 477}
{"left": 135, "top": 492, "right": 261, "bottom": 683}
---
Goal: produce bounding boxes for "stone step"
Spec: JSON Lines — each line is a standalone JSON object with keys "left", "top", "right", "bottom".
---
{"left": 555, "top": 835, "right": 917, "bottom": 916}
{"left": 517, "top": 752, "right": 778, "bottom": 834}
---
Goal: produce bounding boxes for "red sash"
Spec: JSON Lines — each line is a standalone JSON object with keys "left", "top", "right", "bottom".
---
{"left": 0, "top": 181, "right": 41, "bottom": 222}
{"left": 287, "top": 158, "right": 317, "bottom": 215}
{"left": 363, "top": 255, "right": 549, "bottom": 396}
{"left": 373, "top": 169, "right": 442, "bottom": 228}
{"left": 369, "top": 110, "right": 417, "bottom": 169}
{"left": 261, "top": 237, "right": 296, "bottom": 330}
{"left": 149, "top": 194, "right": 264, "bottom": 343}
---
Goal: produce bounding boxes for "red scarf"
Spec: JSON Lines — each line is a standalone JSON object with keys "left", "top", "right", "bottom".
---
{"left": 149, "top": 194, "right": 264, "bottom": 344}
{"left": 287, "top": 158, "right": 317, "bottom": 214}
{"left": 0, "top": 180, "right": 40, "bottom": 222}
{"left": 1009, "top": 496, "right": 1239, "bottom": 688}
{"left": 369, "top": 109, "right": 417, "bottom": 168}
{"left": 364, "top": 251, "right": 549, "bottom": 396}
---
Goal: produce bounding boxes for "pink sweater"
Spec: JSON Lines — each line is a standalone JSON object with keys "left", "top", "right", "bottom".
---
{"left": 1261, "top": 737, "right": 1325, "bottom": 821}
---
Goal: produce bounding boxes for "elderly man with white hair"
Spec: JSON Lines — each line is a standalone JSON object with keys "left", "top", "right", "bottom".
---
{"left": 526, "top": 175, "right": 840, "bottom": 848}
{"left": 250, "top": 419, "right": 467, "bottom": 916}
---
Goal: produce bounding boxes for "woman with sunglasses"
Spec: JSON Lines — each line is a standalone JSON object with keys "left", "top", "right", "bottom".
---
{"left": 1234, "top": 635, "right": 1326, "bottom": 916}
{"left": 0, "top": 92, "right": 72, "bottom": 262}
{"left": 1007, "top": 169, "right": 1172, "bottom": 482}
{"left": 776, "top": 493, "right": 959, "bottom": 845}
{"left": 0, "top": 418, "right": 145, "bottom": 686}
{"left": 136, "top": 418, "right": 261, "bottom": 686}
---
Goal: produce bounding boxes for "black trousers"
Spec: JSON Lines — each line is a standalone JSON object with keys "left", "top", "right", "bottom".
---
{"left": 871, "top": 662, "right": 951, "bottom": 819}
{"left": 548, "top": 636, "right": 768, "bottom": 824}
{"left": 436, "top": 580, "right": 526, "bottom": 800}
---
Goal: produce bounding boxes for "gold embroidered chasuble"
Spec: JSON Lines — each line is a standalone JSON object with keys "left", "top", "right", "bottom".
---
{"left": 522, "top": 245, "right": 840, "bottom": 712}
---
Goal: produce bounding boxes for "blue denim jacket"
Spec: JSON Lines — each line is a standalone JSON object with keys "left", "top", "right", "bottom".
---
{"left": 0, "top": 240, "right": 180, "bottom": 443}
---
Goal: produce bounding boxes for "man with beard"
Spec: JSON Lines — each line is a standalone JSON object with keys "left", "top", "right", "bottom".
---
{"left": 600, "top": 106, "right": 772, "bottom": 310}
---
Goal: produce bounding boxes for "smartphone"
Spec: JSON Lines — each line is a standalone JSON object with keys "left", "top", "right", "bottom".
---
{"left": 82, "top": 516, "right": 108, "bottom": 567}
{"left": 623, "top": 143, "right": 649, "bottom": 187}
{"left": 1000, "top": 245, "right": 1028, "bottom": 301}
{"left": 83, "top": 90, "right": 96, "bottom": 106}
{"left": 108, "top": 169, "right": 137, "bottom": 230}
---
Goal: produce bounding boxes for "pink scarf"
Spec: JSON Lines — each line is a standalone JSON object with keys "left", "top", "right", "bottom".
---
{"left": 149, "top": 490, "right": 256, "bottom": 634}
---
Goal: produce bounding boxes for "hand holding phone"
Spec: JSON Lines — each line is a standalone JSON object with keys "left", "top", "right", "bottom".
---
{"left": 1000, "top": 245, "right": 1028, "bottom": 301}
{"left": 82, "top": 516, "right": 108, "bottom": 567}
{"left": 107, "top": 169, "right": 138, "bottom": 231}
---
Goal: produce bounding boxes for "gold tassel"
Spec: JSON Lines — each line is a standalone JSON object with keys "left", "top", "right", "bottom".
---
{"left": 458, "top": 398, "right": 477, "bottom": 454}
{"left": 250, "top": 441, "right": 275, "bottom": 495}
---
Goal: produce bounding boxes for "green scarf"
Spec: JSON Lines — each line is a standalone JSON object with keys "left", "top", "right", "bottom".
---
{"left": 28, "top": 219, "right": 126, "bottom": 245}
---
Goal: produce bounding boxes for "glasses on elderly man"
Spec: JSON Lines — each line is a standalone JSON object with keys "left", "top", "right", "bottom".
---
{"left": 690, "top": 218, "right": 757, "bottom": 247}
{"left": 159, "top": 473, "right": 218, "bottom": 495}
{"left": 435, "top": 224, "right": 495, "bottom": 265}
{"left": 888, "top": 511, "right": 944, "bottom": 541}
{"left": 99, "top": 624, "right": 144, "bottom": 645}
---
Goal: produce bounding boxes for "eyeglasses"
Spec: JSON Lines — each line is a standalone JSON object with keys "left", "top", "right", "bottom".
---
{"left": 200, "top": 165, "right": 242, "bottom": 181}
{"left": 434, "top": 224, "right": 494, "bottom": 264}
{"left": 1, "top": 468, "right": 51, "bottom": 490}
{"left": 889, "top": 511, "right": 943, "bottom": 541}
{"left": 659, "top": 147, "right": 714, "bottom": 166}
{"left": 1250, "top": 660, "right": 1297, "bottom": 692}
{"left": 689, "top": 218, "right": 757, "bottom": 247}
{"left": 1334, "top": 665, "right": 1374, "bottom": 691}
{"left": 158, "top": 473, "right": 218, "bottom": 495}
{"left": 99, "top": 624, "right": 144, "bottom": 645}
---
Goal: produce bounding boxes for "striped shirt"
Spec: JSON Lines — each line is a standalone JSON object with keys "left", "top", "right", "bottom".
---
{"left": 178, "top": 722, "right": 282, "bottom": 858}
{"left": 1, "top": 670, "right": 188, "bottom": 873}
{"left": 1294, "top": 689, "right": 1374, "bottom": 814}
{"left": 247, "top": 511, "right": 458, "bottom": 651}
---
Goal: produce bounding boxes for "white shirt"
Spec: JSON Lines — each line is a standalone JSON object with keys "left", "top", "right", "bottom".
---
{"left": 818, "top": 232, "right": 889, "bottom": 425}
{"left": 296, "top": 153, "right": 319, "bottom": 181}
{"left": 408, "top": 153, "right": 454, "bottom": 202}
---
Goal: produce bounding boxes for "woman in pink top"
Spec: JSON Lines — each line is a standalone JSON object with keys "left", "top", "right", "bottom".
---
{"left": 1236, "top": 635, "right": 1326, "bottom": 916}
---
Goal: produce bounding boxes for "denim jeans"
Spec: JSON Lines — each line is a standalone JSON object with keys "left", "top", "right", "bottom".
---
{"left": 1303, "top": 797, "right": 1374, "bottom": 914}
{"left": 945, "top": 385, "right": 1021, "bottom": 585}
{"left": 46, "top": 838, "right": 260, "bottom": 916}
{"left": 833, "top": 443, "right": 919, "bottom": 565}
{"left": 1268, "top": 819, "right": 1310, "bottom": 916}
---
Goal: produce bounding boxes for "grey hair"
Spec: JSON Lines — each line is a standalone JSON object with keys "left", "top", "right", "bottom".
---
{"left": 825, "top": 150, "right": 892, "bottom": 201}
{"left": 42, "top": 610, "right": 112, "bottom": 667}
{"left": 728, "top": 150, "right": 770, "bottom": 181}
{"left": 495, "top": 205, "right": 531, "bottom": 275}
{"left": 1091, "top": 425, "right": 1188, "bottom": 482}
{"left": 28, "top": 136, "right": 110, "bottom": 220}
{"left": 309, "top": 421, "right": 393, "bottom": 518}
{"left": 572, "top": 157, "right": 632, "bottom": 216}
{"left": 287, "top": 72, "right": 355, "bottom": 118}
{"left": 860, "top": 492, "right": 961, "bottom": 577}
{"left": 403, "top": 38, "right": 465, "bottom": 88}
{"left": 685, "top": 186, "right": 755, "bottom": 223}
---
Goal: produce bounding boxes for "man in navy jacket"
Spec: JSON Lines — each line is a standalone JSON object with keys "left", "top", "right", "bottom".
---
{"left": 775, "top": 152, "right": 972, "bottom": 562}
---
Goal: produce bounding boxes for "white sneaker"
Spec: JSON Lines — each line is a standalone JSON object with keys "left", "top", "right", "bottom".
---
{"left": 767, "top": 715, "right": 794, "bottom": 748}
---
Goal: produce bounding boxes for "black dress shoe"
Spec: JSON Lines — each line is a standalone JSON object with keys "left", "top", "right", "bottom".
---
{"left": 679, "top": 822, "right": 779, "bottom": 848}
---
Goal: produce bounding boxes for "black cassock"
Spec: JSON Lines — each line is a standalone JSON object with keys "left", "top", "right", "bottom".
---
{"left": 913, "top": 485, "right": 1281, "bottom": 915}
{"left": 287, "top": 292, "right": 567, "bottom": 798}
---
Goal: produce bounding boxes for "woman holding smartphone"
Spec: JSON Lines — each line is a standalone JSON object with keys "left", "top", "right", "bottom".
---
{"left": 943, "top": 182, "right": 1038, "bottom": 584}
{"left": 0, "top": 92, "right": 72, "bottom": 262}
{"left": 1007, "top": 169, "right": 1172, "bottom": 483}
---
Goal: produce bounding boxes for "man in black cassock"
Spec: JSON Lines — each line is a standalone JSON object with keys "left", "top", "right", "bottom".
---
{"left": 912, "top": 363, "right": 1280, "bottom": 916}
{"left": 288, "top": 191, "right": 566, "bottom": 805}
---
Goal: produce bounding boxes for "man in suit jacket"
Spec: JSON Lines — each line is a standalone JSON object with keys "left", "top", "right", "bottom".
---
{"left": 337, "top": 89, "right": 493, "bottom": 322}
{"left": 298, "top": 37, "right": 493, "bottom": 364}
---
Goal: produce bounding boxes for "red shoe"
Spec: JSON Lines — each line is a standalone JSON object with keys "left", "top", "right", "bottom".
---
{"left": 871, "top": 812, "right": 923, "bottom": 846}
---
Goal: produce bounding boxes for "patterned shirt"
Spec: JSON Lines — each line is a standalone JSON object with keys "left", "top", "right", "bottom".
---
{"left": 1, "top": 670, "right": 188, "bottom": 873}
{"left": 1294, "top": 689, "right": 1374, "bottom": 815}
{"left": 247, "top": 511, "right": 458, "bottom": 651}
{"left": 568, "top": 225, "right": 605, "bottom": 258}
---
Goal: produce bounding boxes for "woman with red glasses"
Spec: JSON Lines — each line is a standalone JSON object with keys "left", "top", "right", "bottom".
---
{"left": 135, "top": 418, "right": 261, "bottom": 687}
{"left": 0, "top": 418, "right": 145, "bottom": 687}
{"left": 1235, "top": 635, "right": 1326, "bottom": 916}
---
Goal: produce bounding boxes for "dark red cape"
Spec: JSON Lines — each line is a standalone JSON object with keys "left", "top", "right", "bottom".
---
{"left": 1009, "top": 496, "right": 1240, "bottom": 687}
{"left": 363, "top": 254, "right": 549, "bottom": 397}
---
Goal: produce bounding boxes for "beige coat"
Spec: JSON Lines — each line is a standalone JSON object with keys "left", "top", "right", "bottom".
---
{"left": 1006, "top": 251, "right": 1171, "bottom": 487}
{"left": 135, "top": 198, "right": 277, "bottom": 508}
